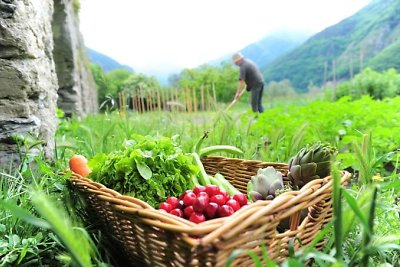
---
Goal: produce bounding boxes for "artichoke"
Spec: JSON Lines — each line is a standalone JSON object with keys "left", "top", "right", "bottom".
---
{"left": 247, "top": 166, "right": 283, "bottom": 201}
{"left": 287, "top": 143, "right": 337, "bottom": 189}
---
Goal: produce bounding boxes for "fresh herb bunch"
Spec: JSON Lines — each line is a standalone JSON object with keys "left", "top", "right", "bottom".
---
{"left": 88, "top": 134, "right": 199, "bottom": 207}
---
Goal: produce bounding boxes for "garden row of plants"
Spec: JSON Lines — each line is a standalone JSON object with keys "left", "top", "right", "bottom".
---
{"left": 0, "top": 96, "right": 399, "bottom": 266}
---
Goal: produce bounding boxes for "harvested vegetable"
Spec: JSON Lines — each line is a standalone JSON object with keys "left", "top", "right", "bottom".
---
{"left": 287, "top": 142, "right": 336, "bottom": 189}
{"left": 159, "top": 185, "right": 248, "bottom": 223}
{"left": 88, "top": 134, "right": 198, "bottom": 207}
{"left": 69, "top": 155, "right": 91, "bottom": 177}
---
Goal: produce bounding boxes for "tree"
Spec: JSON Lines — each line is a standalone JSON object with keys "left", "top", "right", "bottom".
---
{"left": 265, "top": 80, "right": 297, "bottom": 98}
{"left": 177, "top": 62, "right": 238, "bottom": 103}
{"left": 123, "top": 73, "right": 161, "bottom": 95}
{"left": 106, "top": 69, "right": 133, "bottom": 97}
{"left": 329, "top": 67, "right": 400, "bottom": 100}
{"left": 90, "top": 64, "right": 109, "bottom": 104}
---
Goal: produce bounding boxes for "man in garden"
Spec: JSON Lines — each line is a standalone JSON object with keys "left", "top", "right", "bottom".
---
{"left": 232, "top": 52, "right": 265, "bottom": 113}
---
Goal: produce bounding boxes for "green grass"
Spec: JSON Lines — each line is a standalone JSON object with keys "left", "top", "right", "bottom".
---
{"left": 1, "top": 96, "right": 399, "bottom": 266}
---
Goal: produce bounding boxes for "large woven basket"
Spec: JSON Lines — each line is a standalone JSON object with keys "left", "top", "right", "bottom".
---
{"left": 70, "top": 156, "right": 351, "bottom": 267}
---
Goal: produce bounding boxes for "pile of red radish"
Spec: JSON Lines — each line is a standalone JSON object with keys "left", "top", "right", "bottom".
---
{"left": 158, "top": 185, "right": 248, "bottom": 223}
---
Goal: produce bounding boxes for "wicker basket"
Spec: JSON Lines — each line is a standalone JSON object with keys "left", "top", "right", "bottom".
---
{"left": 70, "top": 156, "right": 351, "bottom": 267}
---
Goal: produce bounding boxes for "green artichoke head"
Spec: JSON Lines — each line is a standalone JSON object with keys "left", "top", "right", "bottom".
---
{"left": 288, "top": 143, "right": 337, "bottom": 188}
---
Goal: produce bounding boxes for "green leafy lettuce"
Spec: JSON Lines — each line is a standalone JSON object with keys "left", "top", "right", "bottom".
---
{"left": 88, "top": 134, "right": 198, "bottom": 207}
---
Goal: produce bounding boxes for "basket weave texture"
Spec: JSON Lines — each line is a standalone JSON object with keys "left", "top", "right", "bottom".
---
{"left": 70, "top": 156, "right": 351, "bottom": 267}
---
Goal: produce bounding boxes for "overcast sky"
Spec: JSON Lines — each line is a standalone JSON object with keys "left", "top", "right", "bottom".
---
{"left": 79, "top": 0, "right": 371, "bottom": 77}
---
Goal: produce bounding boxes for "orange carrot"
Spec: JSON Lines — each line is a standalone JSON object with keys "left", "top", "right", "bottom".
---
{"left": 69, "top": 155, "right": 91, "bottom": 177}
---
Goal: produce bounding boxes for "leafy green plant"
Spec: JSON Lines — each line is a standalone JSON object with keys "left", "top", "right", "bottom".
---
{"left": 331, "top": 68, "right": 400, "bottom": 100}
{"left": 88, "top": 134, "right": 199, "bottom": 207}
{"left": 225, "top": 243, "right": 277, "bottom": 267}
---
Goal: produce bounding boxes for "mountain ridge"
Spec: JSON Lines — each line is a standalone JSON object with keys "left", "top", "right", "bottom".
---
{"left": 208, "top": 30, "right": 311, "bottom": 69}
{"left": 261, "top": 0, "right": 400, "bottom": 91}
{"left": 86, "top": 48, "right": 134, "bottom": 73}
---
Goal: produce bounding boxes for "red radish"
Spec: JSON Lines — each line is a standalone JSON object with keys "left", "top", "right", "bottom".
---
{"left": 193, "top": 185, "right": 206, "bottom": 195}
{"left": 226, "top": 199, "right": 241, "bottom": 212}
{"left": 193, "top": 196, "right": 209, "bottom": 213}
{"left": 196, "top": 192, "right": 209, "bottom": 202}
{"left": 210, "top": 194, "right": 226, "bottom": 206}
{"left": 205, "top": 202, "right": 219, "bottom": 219}
{"left": 166, "top": 196, "right": 180, "bottom": 209}
{"left": 233, "top": 193, "right": 248, "bottom": 206}
{"left": 183, "top": 205, "right": 194, "bottom": 218}
{"left": 183, "top": 192, "right": 196, "bottom": 206}
{"left": 159, "top": 202, "right": 172, "bottom": 212}
{"left": 219, "top": 190, "right": 229, "bottom": 200}
{"left": 179, "top": 190, "right": 193, "bottom": 200}
{"left": 205, "top": 185, "right": 220, "bottom": 197}
{"left": 189, "top": 212, "right": 206, "bottom": 223}
{"left": 218, "top": 205, "right": 234, "bottom": 217}
{"left": 170, "top": 208, "right": 184, "bottom": 218}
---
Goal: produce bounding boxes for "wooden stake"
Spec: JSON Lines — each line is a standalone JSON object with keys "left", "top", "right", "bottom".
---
{"left": 200, "top": 85, "right": 205, "bottom": 111}
{"left": 151, "top": 89, "right": 154, "bottom": 112}
{"left": 175, "top": 89, "right": 179, "bottom": 112}
{"left": 170, "top": 89, "right": 175, "bottom": 112}
{"left": 186, "top": 87, "right": 192, "bottom": 113}
{"left": 206, "top": 86, "right": 211, "bottom": 111}
{"left": 182, "top": 88, "right": 187, "bottom": 112}
{"left": 160, "top": 88, "right": 165, "bottom": 111}
{"left": 157, "top": 89, "right": 161, "bottom": 112}
{"left": 212, "top": 82, "right": 217, "bottom": 111}
{"left": 167, "top": 89, "right": 172, "bottom": 112}
{"left": 137, "top": 91, "right": 142, "bottom": 113}
{"left": 193, "top": 87, "right": 197, "bottom": 112}
{"left": 146, "top": 90, "right": 150, "bottom": 112}
{"left": 140, "top": 87, "right": 145, "bottom": 113}
{"left": 148, "top": 89, "right": 152, "bottom": 112}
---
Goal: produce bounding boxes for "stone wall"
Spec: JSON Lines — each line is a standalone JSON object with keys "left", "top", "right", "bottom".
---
{"left": 0, "top": 0, "right": 98, "bottom": 168}
{"left": 53, "top": 0, "right": 97, "bottom": 117}
{"left": 0, "top": 0, "right": 58, "bottom": 166}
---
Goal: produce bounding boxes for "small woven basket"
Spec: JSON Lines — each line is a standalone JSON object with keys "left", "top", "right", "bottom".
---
{"left": 70, "top": 156, "right": 351, "bottom": 267}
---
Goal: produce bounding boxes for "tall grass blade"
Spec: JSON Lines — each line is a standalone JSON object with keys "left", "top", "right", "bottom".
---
{"left": 30, "top": 190, "right": 92, "bottom": 267}
{"left": 380, "top": 178, "right": 400, "bottom": 191}
{"left": 306, "top": 223, "right": 332, "bottom": 253}
{"left": 281, "top": 258, "right": 305, "bottom": 267}
{"left": 225, "top": 249, "right": 264, "bottom": 267}
{"left": 332, "top": 163, "right": 343, "bottom": 260}
{"left": 360, "top": 185, "right": 378, "bottom": 267}
{"left": 341, "top": 189, "right": 370, "bottom": 235}
{"left": 304, "top": 251, "right": 336, "bottom": 265}
{"left": 0, "top": 200, "right": 51, "bottom": 229}
{"left": 288, "top": 237, "right": 302, "bottom": 258}
{"left": 260, "top": 243, "right": 277, "bottom": 267}
{"left": 353, "top": 133, "right": 373, "bottom": 185}
{"left": 340, "top": 188, "right": 374, "bottom": 240}
{"left": 289, "top": 123, "right": 308, "bottom": 157}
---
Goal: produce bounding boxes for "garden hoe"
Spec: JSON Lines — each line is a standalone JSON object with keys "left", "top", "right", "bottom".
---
{"left": 225, "top": 89, "right": 245, "bottom": 111}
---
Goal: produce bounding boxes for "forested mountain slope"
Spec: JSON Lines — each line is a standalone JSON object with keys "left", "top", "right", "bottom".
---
{"left": 262, "top": 0, "right": 400, "bottom": 91}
